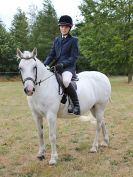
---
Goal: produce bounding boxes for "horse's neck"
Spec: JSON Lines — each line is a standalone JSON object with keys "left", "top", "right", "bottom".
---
{"left": 34, "top": 59, "right": 58, "bottom": 100}
{"left": 36, "top": 59, "right": 52, "bottom": 80}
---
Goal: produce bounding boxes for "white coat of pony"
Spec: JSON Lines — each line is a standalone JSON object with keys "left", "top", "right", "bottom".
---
{"left": 17, "top": 48, "right": 111, "bottom": 165}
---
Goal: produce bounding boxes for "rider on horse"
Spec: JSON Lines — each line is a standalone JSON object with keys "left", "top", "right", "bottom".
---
{"left": 43, "top": 15, "right": 80, "bottom": 115}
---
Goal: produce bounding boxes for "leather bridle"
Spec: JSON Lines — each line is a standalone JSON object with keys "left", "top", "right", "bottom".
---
{"left": 18, "top": 57, "right": 54, "bottom": 86}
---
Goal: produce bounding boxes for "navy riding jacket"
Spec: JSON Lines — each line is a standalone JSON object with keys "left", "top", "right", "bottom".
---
{"left": 43, "top": 34, "right": 79, "bottom": 75}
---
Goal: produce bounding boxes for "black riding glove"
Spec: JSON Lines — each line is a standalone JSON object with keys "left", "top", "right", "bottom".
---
{"left": 55, "top": 63, "right": 63, "bottom": 72}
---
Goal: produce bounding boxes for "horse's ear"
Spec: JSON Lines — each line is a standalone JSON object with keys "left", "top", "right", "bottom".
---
{"left": 32, "top": 48, "right": 37, "bottom": 57}
{"left": 16, "top": 48, "right": 23, "bottom": 59}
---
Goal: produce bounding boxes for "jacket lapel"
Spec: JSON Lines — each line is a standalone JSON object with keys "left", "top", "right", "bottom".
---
{"left": 56, "top": 36, "right": 62, "bottom": 58}
{"left": 57, "top": 34, "right": 72, "bottom": 58}
{"left": 62, "top": 34, "right": 72, "bottom": 44}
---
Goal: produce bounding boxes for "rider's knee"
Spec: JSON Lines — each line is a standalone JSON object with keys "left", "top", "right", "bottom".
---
{"left": 63, "top": 79, "right": 70, "bottom": 88}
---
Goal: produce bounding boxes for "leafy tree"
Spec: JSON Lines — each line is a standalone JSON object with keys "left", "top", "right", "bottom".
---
{"left": 10, "top": 8, "right": 30, "bottom": 50}
{"left": 27, "top": 4, "right": 38, "bottom": 32}
{"left": 72, "top": 25, "right": 93, "bottom": 72}
{"left": 30, "top": 0, "right": 59, "bottom": 60}
{"left": 111, "top": 0, "right": 133, "bottom": 82}
{"left": 78, "top": 0, "right": 133, "bottom": 81}
{"left": 0, "top": 24, "right": 17, "bottom": 73}
{"left": 0, "top": 24, "right": 7, "bottom": 72}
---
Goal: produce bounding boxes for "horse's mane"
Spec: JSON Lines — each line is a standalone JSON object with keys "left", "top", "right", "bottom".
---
{"left": 35, "top": 58, "right": 52, "bottom": 76}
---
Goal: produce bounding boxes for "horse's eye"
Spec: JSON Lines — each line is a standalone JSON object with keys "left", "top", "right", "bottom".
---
{"left": 19, "top": 67, "right": 23, "bottom": 72}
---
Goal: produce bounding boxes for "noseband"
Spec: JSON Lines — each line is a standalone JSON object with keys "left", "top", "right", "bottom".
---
{"left": 22, "top": 74, "right": 37, "bottom": 85}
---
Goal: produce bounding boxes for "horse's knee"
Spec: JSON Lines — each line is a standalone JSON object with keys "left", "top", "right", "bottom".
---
{"left": 96, "top": 119, "right": 103, "bottom": 128}
{"left": 39, "top": 132, "right": 43, "bottom": 139}
{"left": 49, "top": 134, "right": 56, "bottom": 143}
{"left": 63, "top": 79, "right": 70, "bottom": 88}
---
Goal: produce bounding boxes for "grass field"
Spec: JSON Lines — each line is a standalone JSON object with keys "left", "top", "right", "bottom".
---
{"left": 0, "top": 77, "right": 133, "bottom": 177}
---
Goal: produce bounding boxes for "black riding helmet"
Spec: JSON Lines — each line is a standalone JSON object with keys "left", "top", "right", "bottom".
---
{"left": 58, "top": 15, "right": 73, "bottom": 28}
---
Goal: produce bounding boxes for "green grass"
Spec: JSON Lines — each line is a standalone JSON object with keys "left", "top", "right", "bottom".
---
{"left": 0, "top": 77, "right": 133, "bottom": 177}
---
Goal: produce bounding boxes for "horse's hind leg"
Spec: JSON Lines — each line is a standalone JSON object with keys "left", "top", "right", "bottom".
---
{"left": 33, "top": 113, "right": 45, "bottom": 160}
{"left": 101, "top": 119, "right": 109, "bottom": 147}
{"left": 90, "top": 104, "right": 108, "bottom": 152}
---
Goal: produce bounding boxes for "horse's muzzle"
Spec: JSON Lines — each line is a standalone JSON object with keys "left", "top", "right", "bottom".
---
{"left": 24, "top": 86, "right": 35, "bottom": 96}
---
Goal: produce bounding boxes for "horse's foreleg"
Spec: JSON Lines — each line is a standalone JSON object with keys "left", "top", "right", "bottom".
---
{"left": 47, "top": 113, "right": 58, "bottom": 165}
{"left": 33, "top": 114, "right": 45, "bottom": 160}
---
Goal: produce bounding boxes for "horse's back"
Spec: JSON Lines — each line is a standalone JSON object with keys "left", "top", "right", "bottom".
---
{"left": 78, "top": 71, "right": 109, "bottom": 82}
{"left": 78, "top": 71, "right": 111, "bottom": 90}
{"left": 77, "top": 71, "right": 111, "bottom": 108}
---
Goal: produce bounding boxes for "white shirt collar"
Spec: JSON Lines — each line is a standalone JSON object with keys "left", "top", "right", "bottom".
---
{"left": 62, "top": 35, "right": 67, "bottom": 38}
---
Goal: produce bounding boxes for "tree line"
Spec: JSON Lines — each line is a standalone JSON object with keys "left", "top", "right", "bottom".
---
{"left": 0, "top": 0, "right": 132, "bottom": 82}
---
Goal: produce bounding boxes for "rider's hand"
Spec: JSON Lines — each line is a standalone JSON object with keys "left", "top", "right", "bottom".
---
{"left": 55, "top": 63, "right": 63, "bottom": 71}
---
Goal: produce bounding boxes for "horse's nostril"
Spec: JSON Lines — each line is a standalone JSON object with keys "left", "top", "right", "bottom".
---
{"left": 24, "top": 86, "right": 34, "bottom": 95}
{"left": 24, "top": 87, "right": 28, "bottom": 94}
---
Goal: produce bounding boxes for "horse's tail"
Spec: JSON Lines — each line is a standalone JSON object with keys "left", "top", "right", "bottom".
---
{"left": 79, "top": 112, "right": 96, "bottom": 124}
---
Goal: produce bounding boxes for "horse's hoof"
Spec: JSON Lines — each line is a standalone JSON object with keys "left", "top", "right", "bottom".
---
{"left": 37, "top": 155, "right": 45, "bottom": 161}
{"left": 90, "top": 147, "right": 97, "bottom": 153}
{"left": 100, "top": 141, "right": 108, "bottom": 147}
{"left": 49, "top": 159, "right": 57, "bottom": 165}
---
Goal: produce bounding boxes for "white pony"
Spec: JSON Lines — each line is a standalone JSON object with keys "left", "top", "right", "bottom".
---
{"left": 17, "top": 48, "right": 111, "bottom": 165}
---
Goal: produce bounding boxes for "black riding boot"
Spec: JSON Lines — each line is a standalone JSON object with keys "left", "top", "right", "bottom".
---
{"left": 66, "top": 83, "right": 80, "bottom": 115}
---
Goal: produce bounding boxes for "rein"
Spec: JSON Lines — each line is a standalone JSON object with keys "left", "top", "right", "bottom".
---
{"left": 35, "top": 73, "right": 54, "bottom": 86}
{"left": 35, "top": 67, "right": 63, "bottom": 95}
